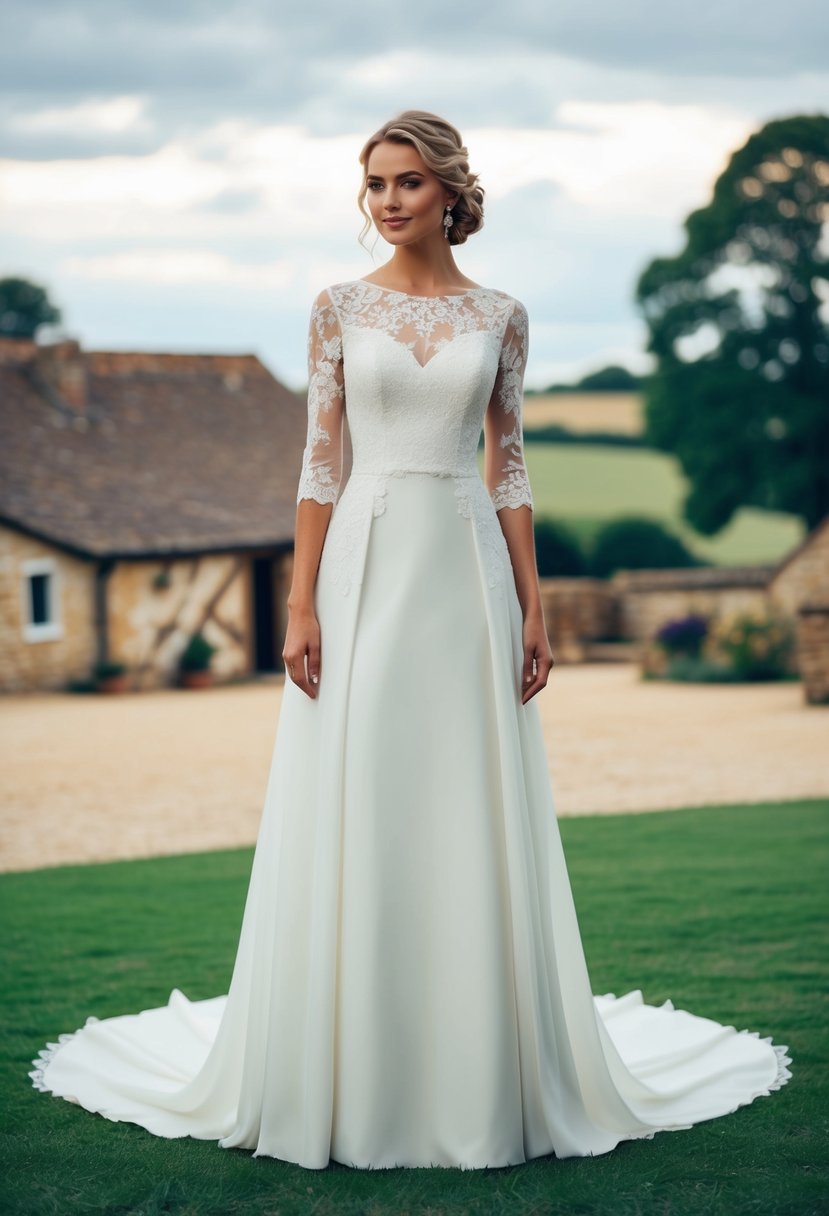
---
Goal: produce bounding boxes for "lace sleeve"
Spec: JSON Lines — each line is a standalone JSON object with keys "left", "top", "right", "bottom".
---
{"left": 296, "top": 288, "right": 345, "bottom": 505}
{"left": 484, "top": 298, "right": 534, "bottom": 512}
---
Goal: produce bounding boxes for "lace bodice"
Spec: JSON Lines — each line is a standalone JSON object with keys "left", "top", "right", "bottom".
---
{"left": 296, "top": 280, "right": 534, "bottom": 512}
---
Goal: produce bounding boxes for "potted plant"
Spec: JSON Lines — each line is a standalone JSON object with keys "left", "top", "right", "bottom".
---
{"left": 93, "top": 659, "right": 129, "bottom": 694}
{"left": 179, "top": 632, "right": 217, "bottom": 689}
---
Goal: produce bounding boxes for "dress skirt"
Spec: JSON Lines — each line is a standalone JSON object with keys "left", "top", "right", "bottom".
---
{"left": 30, "top": 470, "right": 792, "bottom": 1170}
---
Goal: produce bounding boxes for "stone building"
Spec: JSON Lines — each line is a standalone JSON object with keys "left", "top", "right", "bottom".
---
{"left": 0, "top": 336, "right": 309, "bottom": 692}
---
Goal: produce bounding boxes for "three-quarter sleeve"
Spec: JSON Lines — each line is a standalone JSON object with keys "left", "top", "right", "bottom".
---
{"left": 296, "top": 288, "right": 345, "bottom": 505}
{"left": 484, "top": 298, "right": 534, "bottom": 512}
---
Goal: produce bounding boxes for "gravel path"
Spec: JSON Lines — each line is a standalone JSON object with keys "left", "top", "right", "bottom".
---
{"left": 1, "top": 664, "right": 827, "bottom": 873}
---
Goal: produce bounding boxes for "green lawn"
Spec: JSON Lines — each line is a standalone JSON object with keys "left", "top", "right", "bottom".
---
{"left": 475, "top": 444, "right": 805, "bottom": 568}
{"left": 2, "top": 799, "right": 826, "bottom": 1216}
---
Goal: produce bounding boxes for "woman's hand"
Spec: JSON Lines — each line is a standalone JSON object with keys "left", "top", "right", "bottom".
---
{"left": 521, "top": 609, "right": 555, "bottom": 704}
{"left": 282, "top": 606, "right": 322, "bottom": 700}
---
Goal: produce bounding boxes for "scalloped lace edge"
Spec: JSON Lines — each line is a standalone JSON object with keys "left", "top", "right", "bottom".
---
{"left": 593, "top": 1000, "right": 794, "bottom": 1144}
{"left": 28, "top": 1015, "right": 101, "bottom": 1094}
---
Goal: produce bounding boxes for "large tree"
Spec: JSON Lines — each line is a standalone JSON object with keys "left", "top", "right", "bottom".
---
{"left": 635, "top": 114, "right": 829, "bottom": 533}
{"left": 0, "top": 276, "right": 61, "bottom": 339}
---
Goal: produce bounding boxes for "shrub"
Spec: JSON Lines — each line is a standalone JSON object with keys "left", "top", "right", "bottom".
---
{"left": 522, "top": 426, "right": 646, "bottom": 449}
{"left": 588, "top": 517, "right": 700, "bottom": 578}
{"left": 707, "top": 608, "right": 796, "bottom": 681}
{"left": 533, "top": 518, "right": 587, "bottom": 577}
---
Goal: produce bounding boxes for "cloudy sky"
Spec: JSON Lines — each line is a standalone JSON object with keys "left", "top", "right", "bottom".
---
{"left": 1, "top": 1, "right": 827, "bottom": 390}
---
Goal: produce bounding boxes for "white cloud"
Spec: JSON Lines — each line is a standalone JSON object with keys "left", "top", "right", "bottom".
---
{"left": 474, "top": 101, "right": 753, "bottom": 217}
{"left": 9, "top": 95, "right": 151, "bottom": 136}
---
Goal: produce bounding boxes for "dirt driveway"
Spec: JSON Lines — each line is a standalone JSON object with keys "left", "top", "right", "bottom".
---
{"left": 1, "top": 664, "right": 827, "bottom": 873}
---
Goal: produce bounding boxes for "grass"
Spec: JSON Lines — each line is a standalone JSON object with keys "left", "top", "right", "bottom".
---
{"left": 1, "top": 799, "right": 826, "bottom": 1216}
{"left": 473, "top": 443, "right": 805, "bottom": 568}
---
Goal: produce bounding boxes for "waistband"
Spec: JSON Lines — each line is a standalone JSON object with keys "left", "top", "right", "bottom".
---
{"left": 348, "top": 468, "right": 480, "bottom": 480}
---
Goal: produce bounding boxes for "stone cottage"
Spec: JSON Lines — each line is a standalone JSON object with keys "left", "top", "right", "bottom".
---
{"left": 0, "top": 336, "right": 314, "bottom": 692}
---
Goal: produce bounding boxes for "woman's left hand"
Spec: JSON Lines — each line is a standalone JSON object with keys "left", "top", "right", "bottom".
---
{"left": 521, "top": 610, "right": 555, "bottom": 704}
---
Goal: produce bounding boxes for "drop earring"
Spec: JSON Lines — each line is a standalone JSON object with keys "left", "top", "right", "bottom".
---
{"left": 443, "top": 204, "right": 454, "bottom": 240}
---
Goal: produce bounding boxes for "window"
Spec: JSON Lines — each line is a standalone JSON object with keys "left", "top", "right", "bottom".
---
{"left": 21, "top": 558, "right": 64, "bottom": 642}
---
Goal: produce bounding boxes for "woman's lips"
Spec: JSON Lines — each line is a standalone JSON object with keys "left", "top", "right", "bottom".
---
{"left": 384, "top": 218, "right": 410, "bottom": 227}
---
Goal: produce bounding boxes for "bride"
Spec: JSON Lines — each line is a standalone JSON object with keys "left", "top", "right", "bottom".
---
{"left": 30, "top": 109, "right": 792, "bottom": 1171}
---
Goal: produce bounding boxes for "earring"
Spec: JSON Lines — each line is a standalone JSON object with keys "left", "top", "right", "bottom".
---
{"left": 443, "top": 204, "right": 454, "bottom": 240}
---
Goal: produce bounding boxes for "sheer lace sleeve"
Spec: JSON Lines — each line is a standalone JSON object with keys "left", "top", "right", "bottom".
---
{"left": 484, "top": 298, "right": 534, "bottom": 512}
{"left": 296, "top": 288, "right": 345, "bottom": 505}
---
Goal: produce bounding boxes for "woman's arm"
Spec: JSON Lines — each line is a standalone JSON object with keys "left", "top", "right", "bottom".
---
{"left": 483, "top": 298, "right": 555, "bottom": 703}
{"left": 494, "top": 504, "right": 542, "bottom": 620}
{"left": 284, "top": 288, "right": 345, "bottom": 699}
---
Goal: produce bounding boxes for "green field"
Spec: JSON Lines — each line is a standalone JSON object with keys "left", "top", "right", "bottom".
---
{"left": 2, "top": 799, "right": 826, "bottom": 1216}
{"left": 476, "top": 443, "right": 805, "bottom": 568}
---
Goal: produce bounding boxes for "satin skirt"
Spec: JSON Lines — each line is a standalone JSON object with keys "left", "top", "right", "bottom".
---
{"left": 30, "top": 472, "right": 792, "bottom": 1170}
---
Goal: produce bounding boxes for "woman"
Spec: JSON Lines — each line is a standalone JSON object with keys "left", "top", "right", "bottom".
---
{"left": 31, "top": 110, "right": 791, "bottom": 1171}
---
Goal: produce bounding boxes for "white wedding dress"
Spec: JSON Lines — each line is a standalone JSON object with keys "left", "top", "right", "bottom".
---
{"left": 30, "top": 280, "right": 792, "bottom": 1170}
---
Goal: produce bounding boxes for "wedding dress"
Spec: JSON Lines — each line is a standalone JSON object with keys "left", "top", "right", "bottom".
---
{"left": 30, "top": 280, "right": 792, "bottom": 1170}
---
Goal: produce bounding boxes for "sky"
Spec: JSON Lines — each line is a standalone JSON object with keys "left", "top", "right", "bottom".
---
{"left": 1, "top": 1, "right": 827, "bottom": 391}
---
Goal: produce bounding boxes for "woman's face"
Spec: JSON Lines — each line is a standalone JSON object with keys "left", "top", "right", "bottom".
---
{"left": 365, "top": 140, "right": 454, "bottom": 246}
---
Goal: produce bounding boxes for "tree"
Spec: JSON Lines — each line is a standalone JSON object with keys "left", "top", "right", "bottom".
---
{"left": 635, "top": 114, "right": 829, "bottom": 533}
{"left": 0, "top": 276, "right": 61, "bottom": 339}
{"left": 535, "top": 364, "right": 642, "bottom": 394}
{"left": 576, "top": 365, "right": 641, "bottom": 392}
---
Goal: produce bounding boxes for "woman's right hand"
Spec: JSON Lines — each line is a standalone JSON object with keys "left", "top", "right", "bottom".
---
{"left": 282, "top": 606, "right": 321, "bottom": 700}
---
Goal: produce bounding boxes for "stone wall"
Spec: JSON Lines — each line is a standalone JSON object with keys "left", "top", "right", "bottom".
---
{"left": 1, "top": 532, "right": 297, "bottom": 694}
{"left": 0, "top": 526, "right": 97, "bottom": 692}
{"left": 611, "top": 567, "right": 775, "bottom": 645}
{"left": 769, "top": 518, "right": 829, "bottom": 616}
{"left": 795, "top": 605, "right": 829, "bottom": 704}
{"left": 538, "top": 577, "right": 620, "bottom": 661}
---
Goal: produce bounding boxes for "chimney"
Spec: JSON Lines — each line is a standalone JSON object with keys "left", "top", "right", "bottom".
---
{"left": 34, "top": 339, "right": 88, "bottom": 415}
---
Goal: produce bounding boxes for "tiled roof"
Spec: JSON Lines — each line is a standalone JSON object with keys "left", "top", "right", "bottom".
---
{"left": 0, "top": 338, "right": 312, "bottom": 558}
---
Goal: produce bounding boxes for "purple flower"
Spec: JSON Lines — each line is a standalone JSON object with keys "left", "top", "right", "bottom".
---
{"left": 654, "top": 614, "right": 709, "bottom": 655}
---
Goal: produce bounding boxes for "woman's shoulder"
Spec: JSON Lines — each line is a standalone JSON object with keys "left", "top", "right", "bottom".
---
{"left": 486, "top": 288, "right": 527, "bottom": 316}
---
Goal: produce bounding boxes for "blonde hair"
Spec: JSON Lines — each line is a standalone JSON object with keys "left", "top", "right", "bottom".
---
{"left": 356, "top": 110, "right": 485, "bottom": 250}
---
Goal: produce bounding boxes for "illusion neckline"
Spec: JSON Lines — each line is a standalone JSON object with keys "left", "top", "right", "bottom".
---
{"left": 353, "top": 279, "right": 489, "bottom": 301}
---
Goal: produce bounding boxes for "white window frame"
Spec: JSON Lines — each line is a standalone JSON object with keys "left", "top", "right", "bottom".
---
{"left": 21, "top": 557, "right": 64, "bottom": 643}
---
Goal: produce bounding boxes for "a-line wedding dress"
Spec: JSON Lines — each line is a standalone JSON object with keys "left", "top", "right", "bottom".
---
{"left": 30, "top": 280, "right": 792, "bottom": 1170}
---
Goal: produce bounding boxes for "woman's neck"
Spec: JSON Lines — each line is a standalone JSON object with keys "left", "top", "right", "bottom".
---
{"left": 373, "top": 244, "right": 470, "bottom": 293}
